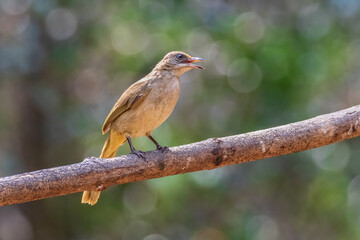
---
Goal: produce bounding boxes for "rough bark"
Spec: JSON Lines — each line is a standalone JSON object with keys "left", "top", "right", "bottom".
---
{"left": 1, "top": 105, "right": 360, "bottom": 207}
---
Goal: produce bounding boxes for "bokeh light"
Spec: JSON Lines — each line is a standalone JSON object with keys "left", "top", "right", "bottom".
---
{"left": 311, "top": 142, "right": 350, "bottom": 171}
{"left": 111, "top": 22, "right": 149, "bottom": 55}
{"left": 123, "top": 182, "right": 157, "bottom": 215}
{"left": 234, "top": 12, "right": 266, "bottom": 44}
{"left": 227, "top": 58, "right": 262, "bottom": 93}
{"left": 1, "top": 0, "right": 31, "bottom": 15}
{"left": 45, "top": 8, "right": 78, "bottom": 41}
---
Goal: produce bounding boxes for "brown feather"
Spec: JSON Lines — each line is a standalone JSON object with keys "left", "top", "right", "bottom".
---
{"left": 102, "top": 80, "right": 152, "bottom": 134}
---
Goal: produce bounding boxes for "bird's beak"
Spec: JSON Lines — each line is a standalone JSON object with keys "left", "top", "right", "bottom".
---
{"left": 186, "top": 57, "right": 205, "bottom": 63}
{"left": 185, "top": 57, "right": 205, "bottom": 69}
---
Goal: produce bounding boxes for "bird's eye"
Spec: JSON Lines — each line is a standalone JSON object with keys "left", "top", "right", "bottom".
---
{"left": 176, "top": 54, "right": 184, "bottom": 59}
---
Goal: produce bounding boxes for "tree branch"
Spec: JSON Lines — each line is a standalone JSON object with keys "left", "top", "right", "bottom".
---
{"left": 1, "top": 105, "right": 360, "bottom": 206}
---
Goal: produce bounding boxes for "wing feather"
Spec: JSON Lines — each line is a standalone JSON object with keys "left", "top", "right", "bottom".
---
{"left": 102, "top": 79, "right": 152, "bottom": 134}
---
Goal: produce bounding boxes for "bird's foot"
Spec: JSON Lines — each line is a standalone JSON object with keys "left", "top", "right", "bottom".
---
{"left": 132, "top": 150, "right": 145, "bottom": 159}
{"left": 157, "top": 145, "right": 169, "bottom": 152}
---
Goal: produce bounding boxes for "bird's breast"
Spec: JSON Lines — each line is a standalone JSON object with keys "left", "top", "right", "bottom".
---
{"left": 114, "top": 78, "right": 180, "bottom": 137}
{"left": 142, "top": 78, "right": 180, "bottom": 122}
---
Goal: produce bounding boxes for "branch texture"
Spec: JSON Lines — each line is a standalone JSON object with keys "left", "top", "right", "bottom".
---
{"left": 1, "top": 105, "right": 360, "bottom": 206}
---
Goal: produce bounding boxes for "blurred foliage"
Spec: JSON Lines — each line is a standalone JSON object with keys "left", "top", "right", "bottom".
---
{"left": 0, "top": 0, "right": 360, "bottom": 239}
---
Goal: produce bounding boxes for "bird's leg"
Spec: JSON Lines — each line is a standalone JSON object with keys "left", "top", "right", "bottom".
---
{"left": 126, "top": 136, "right": 145, "bottom": 158}
{"left": 147, "top": 135, "right": 168, "bottom": 152}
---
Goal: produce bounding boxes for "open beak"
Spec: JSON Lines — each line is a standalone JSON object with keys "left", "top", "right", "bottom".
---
{"left": 185, "top": 57, "right": 205, "bottom": 69}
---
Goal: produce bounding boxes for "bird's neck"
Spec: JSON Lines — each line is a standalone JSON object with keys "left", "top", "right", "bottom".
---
{"left": 153, "top": 61, "right": 172, "bottom": 72}
{"left": 150, "top": 62, "right": 175, "bottom": 78}
{"left": 148, "top": 68, "right": 176, "bottom": 81}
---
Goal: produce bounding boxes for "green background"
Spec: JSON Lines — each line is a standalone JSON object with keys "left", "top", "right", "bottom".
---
{"left": 0, "top": 0, "right": 360, "bottom": 239}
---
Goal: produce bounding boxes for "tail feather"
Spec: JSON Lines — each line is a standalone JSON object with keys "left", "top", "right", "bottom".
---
{"left": 81, "top": 131, "right": 126, "bottom": 205}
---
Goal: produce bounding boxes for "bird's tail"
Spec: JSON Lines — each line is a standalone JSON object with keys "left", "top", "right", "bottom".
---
{"left": 81, "top": 131, "right": 126, "bottom": 205}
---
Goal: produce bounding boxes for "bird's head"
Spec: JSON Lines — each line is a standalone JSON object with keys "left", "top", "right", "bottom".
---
{"left": 155, "top": 51, "right": 205, "bottom": 77}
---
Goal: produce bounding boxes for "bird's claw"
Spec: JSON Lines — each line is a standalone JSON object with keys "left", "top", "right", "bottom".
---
{"left": 132, "top": 150, "right": 145, "bottom": 159}
{"left": 157, "top": 145, "right": 169, "bottom": 152}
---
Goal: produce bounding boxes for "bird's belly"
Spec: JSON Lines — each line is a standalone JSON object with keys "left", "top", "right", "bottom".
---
{"left": 113, "top": 88, "right": 179, "bottom": 137}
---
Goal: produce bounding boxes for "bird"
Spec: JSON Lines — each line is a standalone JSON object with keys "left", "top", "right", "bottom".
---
{"left": 81, "top": 51, "right": 204, "bottom": 205}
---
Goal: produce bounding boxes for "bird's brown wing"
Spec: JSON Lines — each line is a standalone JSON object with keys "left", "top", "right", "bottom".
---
{"left": 102, "top": 80, "right": 152, "bottom": 134}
